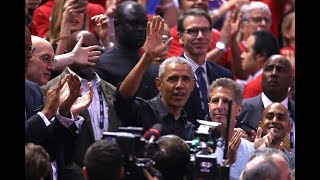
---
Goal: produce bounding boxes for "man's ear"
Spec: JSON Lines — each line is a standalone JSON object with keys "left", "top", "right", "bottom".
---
{"left": 255, "top": 52, "right": 267, "bottom": 64}
{"left": 178, "top": 33, "right": 184, "bottom": 46}
{"left": 155, "top": 78, "right": 162, "bottom": 91}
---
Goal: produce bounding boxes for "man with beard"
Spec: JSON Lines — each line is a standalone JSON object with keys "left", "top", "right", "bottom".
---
{"left": 96, "top": 0, "right": 159, "bottom": 100}
{"left": 42, "top": 30, "right": 122, "bottom": 180}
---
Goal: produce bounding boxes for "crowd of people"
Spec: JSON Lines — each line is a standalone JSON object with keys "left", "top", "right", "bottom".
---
{"left": 25, "top": 0, "right": 295, "bottom": 179}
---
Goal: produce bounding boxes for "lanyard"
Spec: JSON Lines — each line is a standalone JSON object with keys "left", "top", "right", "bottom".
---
{"left": 97, "top": 86, "right": 105, "bottom": 131}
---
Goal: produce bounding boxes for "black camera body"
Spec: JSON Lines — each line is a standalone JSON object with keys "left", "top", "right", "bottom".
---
{"left": 187, "top": 120, "right": 229, "bottom": 180}
{"left": 102, "top": 127, "right": 160, "bottom": 179}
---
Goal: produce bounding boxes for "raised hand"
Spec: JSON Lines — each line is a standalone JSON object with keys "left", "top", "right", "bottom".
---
{"left": 42, "top": 76, "right": 68, "bottom": 119}
{"left": 70, "top": 35, "right": 101, "bottom": 66}
{"left": 143, "top": 15, "right": 173, "bottom": 61}
{"left": 59, "top": 73, "right": 81, "bottom": 117}
{"left": 71, "top": 82, "right": 94, "bottom": 118}
{"left": 105, "top": 0, "right": 119, "bottom": 17}
{"left": 91, "top": 14, "right": 110, "bottom": 45}
{"left": 225, "top": 130, "right": 242, "bottom": 165}
{"left": 254, "top": 127, "right": 274, "bottom": 149}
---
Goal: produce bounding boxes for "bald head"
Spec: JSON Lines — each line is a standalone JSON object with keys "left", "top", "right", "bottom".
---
{"left": 114, "top": 0, "right": 147, "bottom": 49}
{"left": 26, "top": 36, "right": 55, "bottom": 85}
{"left": 262, "top": 54, "right": 294, "bottom": 102}
{"left": 259, "top": 102, "right": 291, "bottom": 146}
{"left": 66, "top": 30, "right": 99, "bottom": 52}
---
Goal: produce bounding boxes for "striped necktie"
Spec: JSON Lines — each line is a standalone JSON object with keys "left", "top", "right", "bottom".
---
{"left": 196, "top": 67, "right": 208, "bottom": 114}
{"left": 282, "top": 133, "right": 291, "bottom": 152}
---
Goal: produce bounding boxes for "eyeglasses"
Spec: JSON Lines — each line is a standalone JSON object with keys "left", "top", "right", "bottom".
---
{"left": 33, "top": 53, "right": 57, "bottom": 64}
{"left": 25, "top": 45, "right": 35, "bottom": 55}
{"left": 249, "top": 16, "right": 271, "bottom": 24}
{"left": 185, "top": 27, "right": 211, "bottom": 37}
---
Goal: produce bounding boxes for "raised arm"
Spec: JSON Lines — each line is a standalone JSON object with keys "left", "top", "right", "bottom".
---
{"left": 119, "top": 15, "right": 173, "bottom": 98}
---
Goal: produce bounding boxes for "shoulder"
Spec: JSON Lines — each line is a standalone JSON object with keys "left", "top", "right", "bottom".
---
{"left": 206, "top": 61, "right": 234, "bottom": 77}
{"left": 242, "top": 95, "right": 261, "bottom": 105}
{"left": 101, "top": 80, "right": 116, "bottom": 92}
{"left": 25, "top": 80, "right": 42, "bottom": 93}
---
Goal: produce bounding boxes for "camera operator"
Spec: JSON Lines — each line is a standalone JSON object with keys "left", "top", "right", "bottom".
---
{"left": 83, "top": 139, "right": 159, "bottom": 180}
{"left": 146, "top": 134, "right": 191, "bottom": 180}
{"left": 83, "top": 139, "right": 125, "bottom": 180}
{"left": 208, "top": 78, "right": 254, "bottom": 180}
{"left": 113, "top": 15, "right": 196, "bottom": 141}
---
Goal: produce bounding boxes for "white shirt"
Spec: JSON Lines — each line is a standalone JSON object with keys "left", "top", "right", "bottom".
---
{"left": 73, "top": 69, "right": 109, "bottom": 140}
{"left": 236, "top": 68, "right": 263, "bottom": 90}
{"left": 215, "top": 138, "right": 254, "bottom": 180}
{"left": 184, "top": 53, "right": 209, "bottom": 89}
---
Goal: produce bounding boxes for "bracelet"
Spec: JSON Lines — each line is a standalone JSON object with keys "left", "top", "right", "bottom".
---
{"left": 162, "top": 2, "right": 174, "bottom": 9}
{"left": 59, "top": 36, "right": 68, "bottom": 40}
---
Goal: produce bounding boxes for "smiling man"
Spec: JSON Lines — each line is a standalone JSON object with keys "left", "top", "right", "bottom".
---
{"left": 237, "top": 54, "right": 295, "bottom": 155}
{"left": 177, "top": 8, "right": 234, "bottom": 128}
{"left": 113, "top": 16, "right": 197, "bottom": 140}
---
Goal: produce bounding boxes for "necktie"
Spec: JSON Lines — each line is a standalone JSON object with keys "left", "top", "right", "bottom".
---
{"left": 196, "top": 67, "right": 208, "bottom": 114}
{"left": 282, "top": 133, "right": 291, "bottom": 152}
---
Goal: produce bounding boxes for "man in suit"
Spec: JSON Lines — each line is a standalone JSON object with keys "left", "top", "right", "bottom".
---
{"left": 254, "top": 102, "right": 295, "bottom": 169}
{"left": 42, "top": 30, "right": 122, "bottom": 180}
{"left": 236, "top": 54, "right": 295, "bottom": 154}
{"left": 25, "top": 26, "right": 91, "bottom": 180}
{"left": 95, "top": 0, "right": 159, "bottom": 100}
{"left": 177, "top": 8, "right": 234, "bottom": 127}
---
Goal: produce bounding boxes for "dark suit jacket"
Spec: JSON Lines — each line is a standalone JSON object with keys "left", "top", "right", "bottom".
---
{"left": 181, "top": 55, "right": 234, "bottom": 127}
{"left": 236, "top": 93, "right": 296, "bottom": 132}
{"left": 25, "top": 79, "right": 77, "bottom": 178}
{"left": 42, "top": 68, "right": 122, "bottom": 180}
{"left": 95, "top": 46, "right": 159, "bottom": 100}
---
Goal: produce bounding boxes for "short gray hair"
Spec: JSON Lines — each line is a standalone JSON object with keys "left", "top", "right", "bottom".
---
{"left": 208, "top": 78, "right": 243, "bottom": 105}
{"left": 240, "top": 1, "right": 271, "bottom": 24}
{"left": 158, "top": 56, "right": 194, "bottom": 79}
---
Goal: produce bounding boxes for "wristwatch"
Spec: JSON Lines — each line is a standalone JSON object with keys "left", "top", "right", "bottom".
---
{"left": 216, "top": 41, "right": 227, "bottom": 52}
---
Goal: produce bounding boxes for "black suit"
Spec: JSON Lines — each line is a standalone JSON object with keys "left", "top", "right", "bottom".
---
{"left": 95, "top": 46, "right": 159, "bottom": 100}
{"left": 236, "top": 94, "right": 296, "bottom": 131}
{"left": 181, "top": 54, "right": 234, "bottom": 127}
{"left": 25, "top": 80, "right": 77, "bottom": 179}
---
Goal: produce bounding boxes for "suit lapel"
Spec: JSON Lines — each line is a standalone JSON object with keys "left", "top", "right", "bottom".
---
{"left": 100, "top": 82, "right": 120, "bottom": 132}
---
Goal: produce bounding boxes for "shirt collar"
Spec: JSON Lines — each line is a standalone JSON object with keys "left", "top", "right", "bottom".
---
{"left": 153, "top": 95, "right": 188, "bottom": 120}
{"left": 67, "top": 67, "right": 102, "bottom": 87}
{"left": 183, "top": 53, "right": 207, "bottom": 74}
{"left": 261, "top": 92, "right": 289, "bottom": 109}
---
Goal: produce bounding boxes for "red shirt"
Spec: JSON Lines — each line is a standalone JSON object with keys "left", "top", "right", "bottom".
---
{"left": 30, "top": 0, "right": 105, "bottom": 38}
{"left": 243, "top": 74, "right": 262, "bottom": 99}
